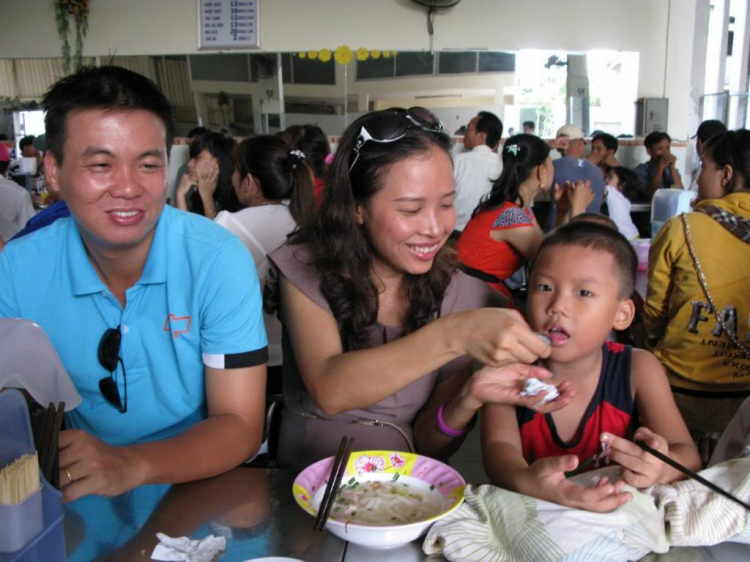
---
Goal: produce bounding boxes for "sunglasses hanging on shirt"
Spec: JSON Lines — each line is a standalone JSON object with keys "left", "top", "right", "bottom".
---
{"left": 98, "top": 326, "right": 127, "bottom": 413}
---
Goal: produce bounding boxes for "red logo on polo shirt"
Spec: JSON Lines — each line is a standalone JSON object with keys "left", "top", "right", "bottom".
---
{"left": 164, "top": 314, "right": 191, "bottom": 338}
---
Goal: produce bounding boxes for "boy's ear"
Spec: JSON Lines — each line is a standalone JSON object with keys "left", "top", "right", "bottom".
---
{"left": 613, "top": 297, "right": 636, "bottom": 331}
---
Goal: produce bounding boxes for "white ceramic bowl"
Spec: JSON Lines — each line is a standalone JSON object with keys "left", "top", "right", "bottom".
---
{"left": 293, "top": 450, "right": 465, "bottom": 549}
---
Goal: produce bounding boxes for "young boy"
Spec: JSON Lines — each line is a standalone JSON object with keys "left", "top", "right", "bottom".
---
{"left": 481, "top": 222, "right": 700, "bottom": 512}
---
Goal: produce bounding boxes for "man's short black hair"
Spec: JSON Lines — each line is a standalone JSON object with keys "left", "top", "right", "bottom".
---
{"left": 42, "top": 66, "right": 175, "bottom": 163}
{"left": 644, "top": 131, "right": 671, "bottom": 150}
{"left": 19, "top": 135, "right": 35, "bottom": 150}
{"left": 534, "top": 221, "right": 637, "bottom": 298}
{"left": 568, "top": 212, "right": 618, "bottom": 231}
{"left": 187, "top": 126, "right": 209, "bottom": 139}
{"left": 523, "top": 120, "right": 535, "bottom": 130}
{"left": 695, "top": 120, "right": 727, "bottom": 144}
{"left": 476, "top": 111, "right": 503, "bottom": 148}
{"left": 592, "top": 132, "right": 618, "bottom": 154}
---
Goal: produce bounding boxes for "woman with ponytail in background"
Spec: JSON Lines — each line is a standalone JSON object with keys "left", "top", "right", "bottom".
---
{"left": 215, "top": 135, "right": 315, "bottom": 372}
{"left": 457, "top": 134, "right": 590, "bottom": 301}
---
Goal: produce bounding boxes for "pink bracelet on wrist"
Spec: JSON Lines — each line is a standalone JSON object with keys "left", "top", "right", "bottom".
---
{"left": 437, "top": 400, "right": 469, "bottom": 437}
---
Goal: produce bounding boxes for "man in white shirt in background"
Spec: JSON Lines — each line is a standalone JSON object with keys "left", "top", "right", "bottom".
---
{"left": 0, "top": 142, "right": 35, "bottom": 243}
{"left": 452, "top": 111, "right": 503, "bottom": 234}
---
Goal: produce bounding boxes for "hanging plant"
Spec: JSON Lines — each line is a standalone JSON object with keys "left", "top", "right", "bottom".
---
{"left": 54, "top": 0, "right": 90, "bottom": 74}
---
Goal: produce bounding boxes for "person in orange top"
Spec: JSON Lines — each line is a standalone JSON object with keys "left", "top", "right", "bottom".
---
{"left": 457, "top": 134, "right": 592, "bottom": 301}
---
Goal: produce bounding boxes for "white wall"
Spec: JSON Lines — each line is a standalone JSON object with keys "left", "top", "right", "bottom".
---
{"left": 2, "top": 0, "right": 708, "bottom": 139}
{"left": 5, "top": 0, "right": 676, "bottom": 97}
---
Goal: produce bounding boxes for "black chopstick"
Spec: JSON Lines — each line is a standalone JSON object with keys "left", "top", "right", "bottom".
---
{"left": 313, "top": 436, "right": 355, "bottom": 531}
{"left": 44, "top": 402, "right": 65, "bottom": 486}
{"left": 313, "top": 437, "right": 348, "bottom": 531}
{"left": 636, "top": 440, "right": 750, "bottom": 512}
{"left": 39, "top": 403, "right": 55, "bottom": 482}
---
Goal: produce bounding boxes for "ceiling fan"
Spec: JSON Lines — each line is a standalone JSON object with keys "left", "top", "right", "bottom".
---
{"left": 408, "top": 0, "right": 462, "bottom": 37}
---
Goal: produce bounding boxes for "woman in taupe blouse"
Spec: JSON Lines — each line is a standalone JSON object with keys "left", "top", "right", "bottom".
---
{"left": 267, "top": 108, "right": 573, "bottom": 469}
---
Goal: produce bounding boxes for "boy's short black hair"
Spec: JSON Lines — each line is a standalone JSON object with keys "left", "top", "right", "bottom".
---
{"left": 534, "top": 221, "right": 637, "bottom": 298}
{"left": 644, "top": 131, "right": 671, "bottom": 150}
{"left": 592, "top": 132, "right": 618, "bottom": 154}
{"left": 42, "top": 65, "right": 175, "bottom": 164}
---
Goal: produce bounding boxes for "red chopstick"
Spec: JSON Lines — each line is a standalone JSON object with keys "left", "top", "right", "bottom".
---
{"left": 313, "top": 436, "right": 355, "bottom": 531}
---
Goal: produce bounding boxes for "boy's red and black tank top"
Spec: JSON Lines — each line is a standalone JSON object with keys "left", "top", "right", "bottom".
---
{"left": 517, "top": 342, "right": 640, "bottom": 470}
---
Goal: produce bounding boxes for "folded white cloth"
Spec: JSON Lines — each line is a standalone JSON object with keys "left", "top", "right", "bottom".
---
{"left": 655, "top": 458, "right": 750, "bottom": 547}
{"left": 424, "top": 459, "right": 750, "bottom": 561}
{"left": 151, "top": 533, "right": 226, "bottom": 562}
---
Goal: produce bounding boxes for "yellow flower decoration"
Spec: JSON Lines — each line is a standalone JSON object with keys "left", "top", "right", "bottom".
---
{"left": 356, "top": 48, "right": 370, "bottom": 62}
{"left": 392, "top": 51, "right": 398, "bottom": 57}
{"left": 334, "top": 45, "right": 354, "bottom": 65}
{"left": 318, "top": 48, "right": 332, "bottom": 63}
{"left": 308, "top": 50, "right": 318, "bottom": 60}
{"left": 298, "top": 51, "right": 307, "bottom": 59}
{"left": 371, "top": 49, "right": 381, "bottom": 59}
{"left": 383, "top": 50, "right": 392, "bottom": 58}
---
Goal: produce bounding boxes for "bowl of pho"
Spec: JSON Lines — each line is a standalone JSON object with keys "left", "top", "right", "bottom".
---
{"left": 293, "top": 450, "right": 465, "bottom": 549}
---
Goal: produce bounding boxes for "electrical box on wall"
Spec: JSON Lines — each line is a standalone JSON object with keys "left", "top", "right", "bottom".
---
{"left": 635, "top": 98, "right": 669, "bottom": 136}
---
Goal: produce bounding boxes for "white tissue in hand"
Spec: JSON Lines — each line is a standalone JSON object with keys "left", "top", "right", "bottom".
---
{"left": 521, "top": 378, "right": 559, "bottom": 404}
{"left": 151, "top": 533, "right": 226, "bottom": 562}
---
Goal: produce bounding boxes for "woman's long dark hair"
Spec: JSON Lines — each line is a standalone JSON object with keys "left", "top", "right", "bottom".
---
{"left": 189, "top": 132, "right": 241, "bottom": 213}
{"left": 703, "top": 129, "right": 750, "bottom": 194}
{"left": 267, "top": 110, "right": 456, "bottom": 351}
{"left": 473, "top": 133, "right": 550, "bottom": 217}
{"left": 282, "top": 124, "right": 331, "bottom": 180}
{"left": 235, "top": 135, "right": 315, "bottom": 226}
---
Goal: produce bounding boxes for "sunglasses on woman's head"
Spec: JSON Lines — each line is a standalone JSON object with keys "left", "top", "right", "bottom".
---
{"left": 98, "top": 326, "right": 127, "bottom": 413}
{"left": 349, "top": 107, "right": 445, "bottom": 173}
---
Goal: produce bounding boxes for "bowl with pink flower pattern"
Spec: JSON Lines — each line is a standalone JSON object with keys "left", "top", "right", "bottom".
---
{"left": 293, "top": 450, "right": 465, "bottom": 549}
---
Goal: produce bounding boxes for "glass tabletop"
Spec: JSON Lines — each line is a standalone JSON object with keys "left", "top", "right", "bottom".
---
{"left": 64, "top": 466, "right": 750, "bottom": 562}
{"left": 64, "top": 467, "right": 344, "bottom": 562}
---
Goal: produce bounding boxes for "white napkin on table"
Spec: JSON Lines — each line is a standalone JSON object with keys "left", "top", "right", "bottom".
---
{"left": 151, "top": 533, "right": 226, "bottom": 562}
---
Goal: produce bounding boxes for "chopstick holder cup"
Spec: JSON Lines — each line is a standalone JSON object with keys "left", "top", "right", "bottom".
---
{"left": 0, "top": 390, "right": 65, "bottom": 559}
{"left": 0, "top": 390, "right": 44, "bottom": 552}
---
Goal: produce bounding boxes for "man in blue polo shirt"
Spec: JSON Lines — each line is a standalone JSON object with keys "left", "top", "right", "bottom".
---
{"left": 546, "top": 124, "right": 603, "bottom": 230}
{"left": 0, "top": 66, "right": 268, "bottom": 501}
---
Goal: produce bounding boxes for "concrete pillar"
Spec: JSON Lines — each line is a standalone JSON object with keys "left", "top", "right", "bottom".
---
{"left": 726, "top": 0, "right": 750, "bottom": 127}
{"left": 565, "top": 54, "right": 590, "bottom": 134}
{"left": 357, "top": 93, "right": 370, "bottom": 112}
{"left": 664, "top": 0, "right": 710, "bottom": 141}
{"left": 705, "top": 0, "right": 731, "bottom": 94}
{"left": 193, "top": 92, "right": 209, "bottom": 128}
{"left": 256, "top": 53, "right": 285, "bottom": 133}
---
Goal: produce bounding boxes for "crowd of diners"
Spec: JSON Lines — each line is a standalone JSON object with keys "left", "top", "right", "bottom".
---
{"left": 0, "top": 65, "right": 748, "bottom": 515}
